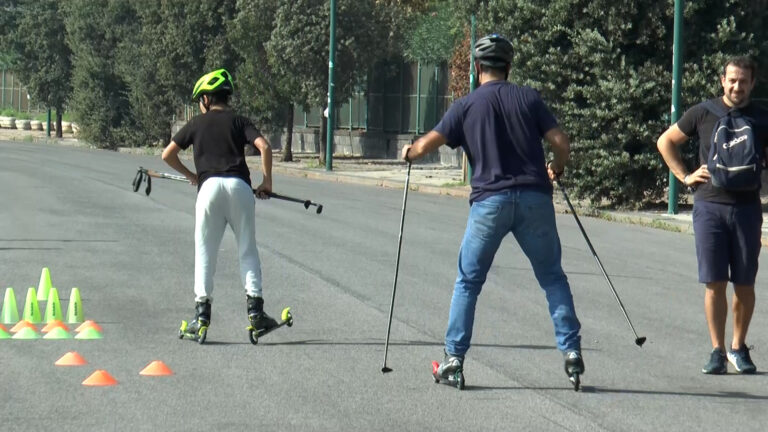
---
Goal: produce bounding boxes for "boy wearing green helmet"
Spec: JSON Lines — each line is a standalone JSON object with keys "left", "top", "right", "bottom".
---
{"left": 162, "top": 68, "right": 278, "bottom": 342}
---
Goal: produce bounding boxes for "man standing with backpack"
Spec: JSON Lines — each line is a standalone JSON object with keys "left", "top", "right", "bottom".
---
{"left": 657, "top": 56, "right": 768, "bottom": 374}
{"left": 401, "top": 34, "right": 583, "bottom": 388}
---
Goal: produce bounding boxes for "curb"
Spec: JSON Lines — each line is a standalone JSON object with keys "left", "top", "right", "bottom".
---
{"left": 270, "top": 164, "right": 471, "bottom": 199}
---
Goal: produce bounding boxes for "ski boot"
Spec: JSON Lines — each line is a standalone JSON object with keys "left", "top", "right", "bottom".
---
{"left": 246, "top": 296, "right": 293, "bottom": 344}
{"left": 564, "top": 350, "right": 585, "bottom": 391}
{"left": 178, "top": 301, "right": 211, "bottom": 344}
{"left": 431, "top": 352, "right": 465, "bottom": 390}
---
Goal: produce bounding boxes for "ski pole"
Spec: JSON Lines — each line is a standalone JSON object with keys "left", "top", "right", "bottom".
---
{"left": 382, "top": 161, "right": 412, "bottom": 373}
{"left": 555, "top": 178, "right": 646, "bottom": 347}
{"left": 132, "top": 167, "right": 189, "bottom": 196}
{"left": 262, "top": 191, "right": 324, "bottom": 214}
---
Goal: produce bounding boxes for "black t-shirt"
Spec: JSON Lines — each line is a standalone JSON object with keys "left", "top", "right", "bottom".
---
{"left": 171, "top": 109, "right": 263, "bottom": 190}
{"left": 676, "top": 97, "right": 768, "bottom": 204}
{"left": 434, "top": 81, "right": 558, "bottom": 203}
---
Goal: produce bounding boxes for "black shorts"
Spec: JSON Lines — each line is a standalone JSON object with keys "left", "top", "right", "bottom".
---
{"left": 692, "top": 200, "right": 762, "bottom": 285}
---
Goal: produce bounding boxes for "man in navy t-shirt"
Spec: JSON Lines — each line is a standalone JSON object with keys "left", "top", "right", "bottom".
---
{"left": 402, "top": 35, "right": 583, "bottom": 384}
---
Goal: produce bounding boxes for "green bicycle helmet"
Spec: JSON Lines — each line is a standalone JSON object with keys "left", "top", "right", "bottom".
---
{"left": 192, "top": 68, "right": 234, "bottom": 100}
{"left": 474, "top": 34, "right": 514, "bottom": 68}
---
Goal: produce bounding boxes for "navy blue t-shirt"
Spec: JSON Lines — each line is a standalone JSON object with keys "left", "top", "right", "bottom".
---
{"left": 434, "top": 80, "right": 558, "bottom": 203}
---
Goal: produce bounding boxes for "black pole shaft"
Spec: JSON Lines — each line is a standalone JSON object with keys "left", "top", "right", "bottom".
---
{"left": 556, "top": 181, "right": 643, "bottom": 341}
{"left": 382, "top": 162, "right": 412, "bottom": 372}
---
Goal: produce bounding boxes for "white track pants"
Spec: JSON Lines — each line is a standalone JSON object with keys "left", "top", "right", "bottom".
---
{"left": 194, "top": 177, "right": 262, "bottom": 303}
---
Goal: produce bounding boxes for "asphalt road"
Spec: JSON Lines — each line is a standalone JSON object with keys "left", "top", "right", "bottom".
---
{"left": 1, "top": 140, "right": 767, "bottom": 431}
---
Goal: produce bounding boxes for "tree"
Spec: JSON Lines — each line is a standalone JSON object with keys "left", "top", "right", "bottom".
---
{"left": 267, "top": 0, "right": 390, "bottom": 165}
{"left": 228, "top": 0, "right": 296, "bottom": 161}
{"left": 6, "top": 0, "right": 71, "bottom": 137}
{"left": 466, "top": 0, "right": 768, "bottom": 208}
{"left": 119, "top": 0, "right": 238, "bottom": 148}
{"left": 63, "top": 0, "right": 137, "bottom": 148}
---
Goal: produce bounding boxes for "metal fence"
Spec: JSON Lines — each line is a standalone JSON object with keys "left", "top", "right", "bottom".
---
{"left": 0, "top": 69, "right": 35, "bottom": 113}
{"left": 294, "top": 60, "right": 452, "bottom": 134}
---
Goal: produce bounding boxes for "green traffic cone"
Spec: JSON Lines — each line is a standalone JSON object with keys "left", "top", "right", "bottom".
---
{"left": 1, "top": 287, "right": 19, "bottom": 324}
{"left": 67, "top": 288, "right": 83, "bottom": 324}
{"left": 23, "top": 287, "right": 42, "bottom": 324}
{"left": 44, "top": 288, "right": 62, "bottom": 323}
{"left": 37, "top": 267, "right": 52, "bottom": 301}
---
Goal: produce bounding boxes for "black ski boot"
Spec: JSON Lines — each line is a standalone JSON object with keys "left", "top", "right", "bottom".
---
{"left": 564, "top": 350, "right": 585, "bottom": 391}
{"left": 178, "top": 301, "right": 211, "bottom": 344}
{"left": 431, "top": 351, "right": 465, "bottom": 390}
{"left": 246, "top": 296, "right": 278, "bottom": 344}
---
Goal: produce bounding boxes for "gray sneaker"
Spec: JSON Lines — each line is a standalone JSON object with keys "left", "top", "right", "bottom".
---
{"left": 701, "top": 348, "right": 727, "bottom": 374}
{"left": 727, "top": 345, "right": 757, "bottom": 374}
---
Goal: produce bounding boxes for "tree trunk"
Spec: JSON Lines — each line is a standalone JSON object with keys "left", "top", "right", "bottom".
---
{"left": 55, "top": 109, "right": 63, "bottom": 139}
{"left": 282, "top": 103, "right": 294, "bottom": 162}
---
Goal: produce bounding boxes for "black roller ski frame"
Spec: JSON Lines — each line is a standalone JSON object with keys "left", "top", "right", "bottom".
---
{"left": 568, "top": 370, "right": 581, "bottom": 391}
{"left": 178, "top": 320, "right": 208, "bottom": 344}
{"left": 247, "top": 307, "right": 293, "bottom": 344}
{"left": 431, "top": 360, "right": 465, "bottom": 390}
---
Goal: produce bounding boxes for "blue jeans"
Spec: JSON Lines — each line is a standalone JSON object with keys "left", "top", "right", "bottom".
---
{"left": 445, "top": 188, "right": 581, "bottom": 356}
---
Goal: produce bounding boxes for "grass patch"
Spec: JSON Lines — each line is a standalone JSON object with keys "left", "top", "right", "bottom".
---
{"left": 597, "top": 211, "right": 685, "bottom": 233}
{"left": 440, "top": 180, "right": 467, "bottom": 187}
{"left": 21, "top": 135, "right": 33, "bottom": 142}
{"left": 302, "top": 159, "right": 323, "bottom": 169}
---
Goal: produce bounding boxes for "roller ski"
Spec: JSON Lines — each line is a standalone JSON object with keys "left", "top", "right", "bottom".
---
{"left": 431, "top": 352, "right": 465, "bottom": 390}
{"left": 178, "top": 301, "right": 211, "bottom": 344}
{"left": 564, "top": 351, "right": 585, "bottom": 391}
{"left": 245, "top": 296, "right": 293, "bottom": 345}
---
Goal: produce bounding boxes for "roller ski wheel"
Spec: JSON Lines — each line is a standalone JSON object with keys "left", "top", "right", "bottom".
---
{"left": 564, "top": 351, "right": 584, "bottom": 392}
{"left": 178, "top": 320, "right": 208, "bottom": 344}
{"left": 431, "top": 359, "right": 465, "bottom": 390}
{"left": 247, "top": 307, "right": 293, "bottom": 345}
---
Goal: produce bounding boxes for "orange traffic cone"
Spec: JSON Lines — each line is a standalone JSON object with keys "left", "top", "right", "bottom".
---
{"left": 55, "top": 351, "right": 87, "bottom": 366}
{"left": 82, "top": 370, "right": 117, "bottom": 386}
{"left": 139, "top": 360, "right": 174, "bottom": 376}
{"left": 42, "top": 320, "right": 70, "bottom": 333}
{"left": 75, "top": 320, "right": 103, "bottom": 333}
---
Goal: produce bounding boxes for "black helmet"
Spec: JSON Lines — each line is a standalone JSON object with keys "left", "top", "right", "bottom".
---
{"left": 474, "top": 34, "right": 513, "bottom": 67}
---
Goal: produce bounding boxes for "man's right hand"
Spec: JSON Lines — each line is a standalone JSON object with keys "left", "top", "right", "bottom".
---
{"left": 683, "top": 164, "right": 710, "bottom": 186}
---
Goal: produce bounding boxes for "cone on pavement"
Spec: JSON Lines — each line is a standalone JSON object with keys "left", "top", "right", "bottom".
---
{"left": 55, "top": 351, "right": 87, "bottom": 366}
{"left": 139, "top": 360, "right": 174, "bottom": 376}
{"left": 10, "top": 320, "right": 36, "bottom": 333}
{"left": 1, "top": 287, "right": 19, "bottom": 324}
{"left": 37, "top": 267, "right": 52, "bottom": 301}
{"left": 43, "top": 327, "right": 72, "bottom": 339}
{"left": 67, "top": 288, "right": 83, "bottom": 324}
{"left": 44, "top": 288, "right": 63, "bottom": 323}
{"left": 82, "top": 370, "right": 117, "bottom": 386}
{"left": 75, "top": 320, "right": 102, "bottom": 333}
{"left": 23, "top": 287, "right": 41, "bottom": 324}
{"left": 42, "top": 320, "right": 69, "bottom": 333}
{"left": 74, "top": 327, "right": 102, "bottom": 339}
{"left": 12, "top": 326, "right": 40, "bottom": 339}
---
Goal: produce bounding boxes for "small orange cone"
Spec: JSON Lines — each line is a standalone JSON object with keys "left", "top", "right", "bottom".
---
{"left": 10, "top": 320, "right": 36, "bottom": 333}
{"left": 0, "top": 323, "right": 6, "bottom": 332}
{"left": 82, "top": 370, "right": 117, "bottom": 386}
{"left": 42, "top": 320, "right": 69, "bottom": 333}
{"left": 139, "top": 360, "right": 174, "bottom": 376}
{"left": 75, "top": 320, "right": 103, "bottom": 333}
{"left": 55, "top": 351, "right": 87, "bottom": 366}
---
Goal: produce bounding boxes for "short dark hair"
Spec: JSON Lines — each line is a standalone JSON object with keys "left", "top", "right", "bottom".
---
{"left": 201, "top": 91, "right": 230, "bottom": 106}
{"left": 723, "top": 56, "right": 757, "bottom": 80}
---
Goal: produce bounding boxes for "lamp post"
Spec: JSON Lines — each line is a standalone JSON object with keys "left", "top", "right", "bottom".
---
{"left": 325, "top": 0, "right": 337, "bottom": 171}
{"left": 667, "top": 0, "right": 684, "bottom": 214}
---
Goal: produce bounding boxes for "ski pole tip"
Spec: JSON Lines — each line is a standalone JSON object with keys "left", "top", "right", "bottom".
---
{"left": 635, "top": 336, "right": 647, "bottom": 347}
{"left": 381, "top": 366, "right": 393, "bottom": 374}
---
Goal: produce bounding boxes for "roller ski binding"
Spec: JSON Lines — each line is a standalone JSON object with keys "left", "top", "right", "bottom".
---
{"left": 431, "top": 352, "right": 465, "bottom": 390}
{"left": 564, "top": 351, "right": 584, "bottom": 391}
{"left": 246, "top": 296, "right": 293, "bottom": 345}
{"left": 178, "top": 301, "right": 211, "bottom": 344}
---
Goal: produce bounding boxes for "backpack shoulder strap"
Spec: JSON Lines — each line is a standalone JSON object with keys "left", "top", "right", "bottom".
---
{"left": 703, "top": 99, "right": 729, "bottom": 118}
